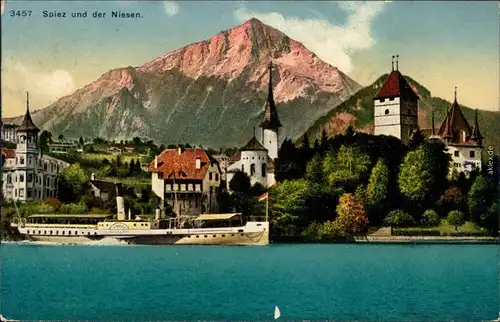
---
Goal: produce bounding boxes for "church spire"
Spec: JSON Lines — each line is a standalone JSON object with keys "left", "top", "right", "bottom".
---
{"left": 260, "top": 61, "right": 282, "bottom": 129}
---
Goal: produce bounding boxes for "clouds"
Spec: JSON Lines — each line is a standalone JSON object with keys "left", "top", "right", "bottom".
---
{"left": 163, "top": 0, "right": 179, "bottom": 17}
{"left": 2, "top": 60, "right": 76, "bottom": 116}
{"left": 234, "top": 1, "right": 389, "bottom": 73}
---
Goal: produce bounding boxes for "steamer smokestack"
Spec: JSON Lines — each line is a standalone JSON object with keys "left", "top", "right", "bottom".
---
{"left": 116, "top": 183, "right": 125, "bottom": 220}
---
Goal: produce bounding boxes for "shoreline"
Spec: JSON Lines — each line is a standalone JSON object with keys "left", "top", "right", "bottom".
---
{"left": 353, "top": 236, "right": 499, "bottom": 244}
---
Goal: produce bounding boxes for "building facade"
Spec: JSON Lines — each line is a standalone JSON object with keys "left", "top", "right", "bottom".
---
{"left": 1, "top": 93, "right": 69, "bottom": 202}
{"left": 1, "top": 123, "right": 19, "bottom": 143}
{"left": 226, "top": 61, "right": 281, "bottom": 188}
{"left": 149, "top": 147, "right": 222, "bottom": 216}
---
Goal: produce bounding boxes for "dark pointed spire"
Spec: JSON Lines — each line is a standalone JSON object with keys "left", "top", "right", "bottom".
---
{"left": 470, "top": 109, "right": 483, "bottom": 146}
{"left": 396, "top": 55, "right": 399, "bottom": 71}
{"left": 260, "top": 61, "right": 282, "bottom": 129}
{"left": 392, "top": 55, "right": 394, "bottom": 71}
{"left": 18, "top": 92, "right": 40, "bottom": 132}
{"left": 454, "top": 86, "right": 457, "bottom": 102}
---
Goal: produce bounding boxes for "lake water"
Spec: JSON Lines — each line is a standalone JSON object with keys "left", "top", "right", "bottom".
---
{"left": 0, "top": 243, "right": 498, "bottom": 321}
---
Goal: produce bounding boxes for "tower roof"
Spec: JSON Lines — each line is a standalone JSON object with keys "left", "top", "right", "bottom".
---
{"left": 438, "top": 88, "right": 474, "bottom": 145}
{"left": 260, "top": 61, "right": 282, "bottom": 129}
{"left": 240, "top": 136, "right": 267, "bottom": 152}
{"left": 374, "top": 70, "right": 419, "bottom": 101}
{"left": 18, "top": 92, "right": 40, "bottom": 132}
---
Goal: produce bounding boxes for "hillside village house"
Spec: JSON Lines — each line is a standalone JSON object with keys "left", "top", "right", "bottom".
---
{"left": 48, "top": 141, "right": 79, "bottom": 154}
{"left": 212, "top": 154, "right": 230, "bottom": 181}
{"left": 149, "top": 147, "right": 222, "bottom": 216}
{"left": 373, "top": 56, "right": 483, "bottom": 176}
{"left": 89, "top": 173, "right": 116, "bottom": 202}
{"left": 226, "top": 61, "right": 281, "bottom": 188}
{"left": 1, "top": 93, "right": 69, "bottom": 202}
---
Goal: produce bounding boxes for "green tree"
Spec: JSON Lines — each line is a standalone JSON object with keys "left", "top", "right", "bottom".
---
{"left": 384, "top": 209, "right": 416, "bottom": 227}
{"left": 447, "top": 210, "right": 465, "bottom": 230}
{"left": 438, "top": 186, "right": 465, "bottom": 214}
{"left": 421, "top": 209, "right": 441, "bottom": 227}
{"left": 79, "top": 137, "right": 84, "bottom": 147}
{"left": 58, "top": 134, "right": 64, "bottom": 142}
{"left": 366, "top": 159, "right": 389, "bottom": 212}
{"left": 305, "top": 154, "right": 323, "bottom": 182}
{"left": 334, "top": 193, "right": 369, "bottom": 236}
{"left": 60, "top": 163, "right": 89, "bottom": 201}
{"left": 468, "top": 174, "right": 490, "bottom": 224}
{"left": 229, "top": 170, "right": 251, "bottom": 194}
{"left": 323, "top": 145, "right": 371, "bottom": 190}
{"left": 301, "top": 134, "right": 310, "bottom": 148}
{"left": 269, "top": 179, "right": 311, "bottom": 237}
{"left": 398, "top": 148, "right": 432, "bottom": 203}
{"left": 39, "top": 131, "right": 52, "bottom": 153}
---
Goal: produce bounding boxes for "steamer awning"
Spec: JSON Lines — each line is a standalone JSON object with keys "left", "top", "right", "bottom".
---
{"left": 195, "top": 213, "right": 241, "bottom": 221}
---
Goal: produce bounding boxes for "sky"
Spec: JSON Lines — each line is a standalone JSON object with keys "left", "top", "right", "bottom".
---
{"left": 1, "top": 0, "right": 499, "bottom": 117}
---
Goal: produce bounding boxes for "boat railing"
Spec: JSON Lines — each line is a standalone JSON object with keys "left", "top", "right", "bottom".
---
{"left": 12, "top": 217, "right": 26, "bottom": 228}
{"left": 24, "top": 223, "right": 97, "bottom": 229}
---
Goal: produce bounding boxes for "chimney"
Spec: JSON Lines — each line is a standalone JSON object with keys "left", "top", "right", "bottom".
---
{"left": 91, "top": 173, "right": 95, "bottom": 181}
{"left": 116, "top": 183, "right": 125, "bottom": 220}
{"left": 154, "top": 155, "right": 158, "bottom": 168}
{"left": 196, "top": 157, "right": 201, "bottom": 169}
{"left": 178, "top": 146, "right": 182, "bottom": 155}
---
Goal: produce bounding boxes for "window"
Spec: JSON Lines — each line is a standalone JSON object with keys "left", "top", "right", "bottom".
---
{"left": 241, "top": 165, "right": 244, "bottom": 172}
{"left": 389, "top": 97, "right": 394, "bottom": 101}
{"left": 385, "top": 109, "right": 389, "bottom": 115}
{"left": 19, "top": 189, "right": 24, "bottom": 197}
{"left": 469, "top": 150, "right": 475, "bottom": 158}
{"left": 380, "top": 98, "right": 385, "bottom": 103}
{"left": 262, "top": 163, "right": 267, "bottom": 177}
{"left": 215, "top": 174, "right": 219, "bottom": 181}
{"left": 209, "top": 172, "right": 213, "bottom": 180}
{"left": 27, "top": 190, "right": 32, "bottom": 198}
{"left": 28, "top": 157, "right": 31, "bottom": 165}
{"left": 454, "top": 151, "right": 459, "bottom": 157}
{"left": 20, "top": 157, "right": 24, "bottom": 165}
{"left": 27, "top": 174, "right": 33, "bottom": 182}
{"left": 250, "top": 164, "right": 255, "bottom": 176}
{"left": 20, "top": 175, "right": 24, "bottom": 182}
{"left": 7, "top": 174, "right": 11, "bottom": 184}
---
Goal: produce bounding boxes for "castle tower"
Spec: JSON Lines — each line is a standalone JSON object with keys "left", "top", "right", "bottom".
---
{"left": 373, "top": 55, "right": 419, "bottom": 145}
{"left": 438, "top": 87, "right": 482, "bottom": 176}
{"left": 15, "top": 92, "right": 40, "bottom": 201}
{"left": 260, "top": 61, "right": 282, "bottom": 160}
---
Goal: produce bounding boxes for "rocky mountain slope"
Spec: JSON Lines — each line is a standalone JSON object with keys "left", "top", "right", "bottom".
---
{"left": 5, "top": 18, "right": 361, "bottom": 148}
{"left": 303, "top": 73, "right": 500, "bottom": 151}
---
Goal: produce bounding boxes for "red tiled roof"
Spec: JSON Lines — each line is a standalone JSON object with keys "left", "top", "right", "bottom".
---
{"left": 149, "top": 148, "right": 213, "bottom": 181}
{"left": 374, "top": 71, "right": 419, "bottom": 101}
{"left": 1, "top": 148, "right": 16, "bottom": 159}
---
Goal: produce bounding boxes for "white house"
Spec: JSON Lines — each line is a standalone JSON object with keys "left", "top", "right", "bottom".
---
{"left": 1, "top": 93, "right": 69, "bottom": 202}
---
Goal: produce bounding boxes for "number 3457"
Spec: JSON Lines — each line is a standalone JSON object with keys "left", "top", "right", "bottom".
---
{"left": 9, "top": 10, "right": 33, "bottom": 17}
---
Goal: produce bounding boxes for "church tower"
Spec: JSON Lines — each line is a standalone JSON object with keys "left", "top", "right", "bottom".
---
{"left": 260, "top": 61, "right": 282, "bottom": 160}
{"left": 373, "top": 55, "right": 419, "bottom": 145}
{"left": 15, "top": 92, "right": 40, "bottom": 201}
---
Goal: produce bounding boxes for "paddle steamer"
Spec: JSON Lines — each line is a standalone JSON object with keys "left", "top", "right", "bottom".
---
{"left": 10, "top": 190, "right": 269, "bottom": 246}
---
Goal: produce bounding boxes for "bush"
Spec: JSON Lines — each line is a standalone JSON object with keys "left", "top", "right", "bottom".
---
{"left": 301, "top": 221, "right": 342, "bottom": 241}
{"left": 60, "top": 202, "right": 88, "bottom": 214}
{"left": 384, "top": 209, "right": 416, "bottom": 227}
{"left": 421, "top": 209, "right": 441, "bottom": 227}
{"left": 45, "top": 198, "right": 62, "bottom": 212}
